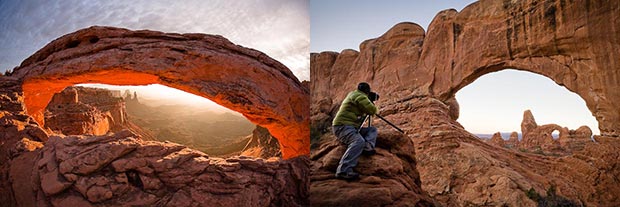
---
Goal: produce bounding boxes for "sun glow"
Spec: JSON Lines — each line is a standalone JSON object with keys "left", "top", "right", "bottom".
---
{"left": 77, "top": 83, "right": 237, "bottom": 114}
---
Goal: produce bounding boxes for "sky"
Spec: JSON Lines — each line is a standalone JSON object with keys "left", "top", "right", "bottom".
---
{"left": 0, "top": 0, "right": 309, "bottom": 80}
{"left": 311, "top": 0, "right": 477, "bottom": 52}
{"left": 310, "top": 0, "right": 600, "bottom": 135}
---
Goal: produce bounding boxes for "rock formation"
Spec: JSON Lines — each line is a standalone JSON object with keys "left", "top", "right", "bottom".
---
{"left": 1, "top": 26, "right": 309, "bottom": 206}
{"left": 241, "top": 126, "right": 282, "bottom": 158}
{"left": 11, "top": 26, "right": 309, "bottom": 159}
{"left": 489, "top": 132, "right": 505, "bottom": 146}
{"left": 0, "top": 77, "right": 50, "bottom": 206}
{"left": 521, "top": 110, "right": 538, "bottom": 138}
{"left": 9, "top": 130, "right": 308, "bottom": 206}
{"left": 518, "top": 110, "right": 593, "bottom": 154}
{"left": 45, "top": 86, "right": 127, "bottom": 135}
{"left": 311, "top": 0, "right": 620, "bottom": 205}
{"left": 506, "top": 132, "right": 519, "bottom": 148}
{"left": 310, "top": 131, "right": 436, "bottom": 206}
{"left": 558, "top": 126, "right": 593, "bottom": 152}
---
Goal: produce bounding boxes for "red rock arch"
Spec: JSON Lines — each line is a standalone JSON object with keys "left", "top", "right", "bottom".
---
{"left": 419, "top": 1, "right": 620, "bottom": 138}
{"left": 12, "top": 26, "right": 309, "bottom": 159}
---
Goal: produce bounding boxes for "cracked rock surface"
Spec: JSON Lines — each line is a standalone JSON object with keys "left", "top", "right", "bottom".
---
{"left": 10, "top": 130, "right": 309, "bottom": 207}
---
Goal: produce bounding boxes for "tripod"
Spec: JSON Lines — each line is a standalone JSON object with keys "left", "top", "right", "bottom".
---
{"left": 358, "top": 114, "right": 404, "bottom": 133}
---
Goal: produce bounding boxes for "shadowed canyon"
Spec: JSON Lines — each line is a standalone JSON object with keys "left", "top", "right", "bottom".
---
{"left": 1, "top": 26, "right": 309, "bottom": 206}
{"left": 310, "top": 0, "right": 620, "bottom": 206}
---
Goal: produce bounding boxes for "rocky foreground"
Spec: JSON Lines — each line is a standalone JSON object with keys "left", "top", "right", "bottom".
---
{"left": 311, "top": 96, "right": 620, "bottom": 206}
{"left": 0, "top": 76, "right": 308, "bottom": 207}
{"left": 10, "top": 130, "right": 308, "bottom": 207}
{"left": 310, "top": 131, "right": 435, "bottom": 206}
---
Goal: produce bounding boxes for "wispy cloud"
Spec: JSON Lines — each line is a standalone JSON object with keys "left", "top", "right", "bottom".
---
{"left": 0, "top": 0, "right": 309, "bottom": 80}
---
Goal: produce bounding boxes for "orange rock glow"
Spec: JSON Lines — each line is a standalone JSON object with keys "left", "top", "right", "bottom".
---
{"left": 15, "top": 26, "right": 309, "bottom": 159}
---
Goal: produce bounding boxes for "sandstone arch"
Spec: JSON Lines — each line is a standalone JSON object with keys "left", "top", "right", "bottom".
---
{"left": 311, "top": 0, "right": 619, "bottom": 137}
{"left": 11, "top": 26, "right": 309, "bottom": 159}
{"left": 424, "top": 0, "right": 619, "bottom": 137}
{"left": 310, "top": 0, "right": 620, "bottom": 205}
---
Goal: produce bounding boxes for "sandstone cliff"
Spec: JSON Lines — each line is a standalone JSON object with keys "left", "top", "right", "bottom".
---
{"left": 310, "top": 0, "right": 620, "bottom": 205}
{"left": 44, "top": 86, "right": 127, "bottom": 136}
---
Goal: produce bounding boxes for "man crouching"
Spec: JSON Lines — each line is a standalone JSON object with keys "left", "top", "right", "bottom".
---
{"left": 332, "top": 82, "right": 378, "bottom": 180}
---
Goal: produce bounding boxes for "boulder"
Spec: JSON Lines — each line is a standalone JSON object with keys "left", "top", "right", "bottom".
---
{"left": 9, "top": 131, "right": 309, "bottom": 206}
{"left": 310, "top": 131, "right": 436, "bottom": 206}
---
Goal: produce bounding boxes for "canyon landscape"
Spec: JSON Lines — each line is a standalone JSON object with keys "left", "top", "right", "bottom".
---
{"left": 0, "top": 26, "right": 309, "bottom": 206}
{"left": 44, "top": 86, "right": 280, "bottom": 158}
{"left": 311, "top": 0, "right": 619, "bottom": 206}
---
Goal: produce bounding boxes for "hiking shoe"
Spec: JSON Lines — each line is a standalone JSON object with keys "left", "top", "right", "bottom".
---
{"left": 335, "top": 171, "right": 360, "bottom": 181}
{"left": 362, "top": 149, "right": 376, "bottom": 156}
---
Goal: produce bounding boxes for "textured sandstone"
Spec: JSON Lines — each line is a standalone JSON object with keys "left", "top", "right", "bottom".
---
{"left": 310, "top": 0, "right": 620, "bottom": 205}
{"left": 517, "top": 110, "right": 594, "bottom": 154}
{"left": 489, "top": 132, "right": 505, "bottom": 146}
{"left": 506, "top": 132, "right": 519, "bottom": 148}
{"left": 11, "top": 26, "right": 309, "bottom": 159}
{"left": 8, "top": 131, "right": 309, "bottom": 206}
{"left": 241, "top": 126, "right": 282, "bottom": 158}
{"left": 311, "top": 0, "right": 620, "bottom": 138}
{"left": 1, "top": 26, "right": 309, "bottom": 205}
{"left": 310, "top": 131, "right": 436, "bottom": 206}
{"left": 44, "top": 86, "right": 127, "bottom": 135}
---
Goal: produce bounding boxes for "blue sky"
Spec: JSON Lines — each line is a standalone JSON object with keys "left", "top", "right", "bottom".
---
{"left": 0, "top": 0, "right": 309, "bottom": 81}
{"left": 311, "top": 0, "right": 600, "bottom": 135}
{"left": 311, "top": 0, "right": 476, "bottom": 52}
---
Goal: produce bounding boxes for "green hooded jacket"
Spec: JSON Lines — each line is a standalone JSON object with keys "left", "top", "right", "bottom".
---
{"left": 332, "top": 89, "right": 378, "bottom": 127}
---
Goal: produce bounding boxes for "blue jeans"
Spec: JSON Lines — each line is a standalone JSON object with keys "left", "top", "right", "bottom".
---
{"left": 333, "top": 125, "right": 377, "bottom": 174}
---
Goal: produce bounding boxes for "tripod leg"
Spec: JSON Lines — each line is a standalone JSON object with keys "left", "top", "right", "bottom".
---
{"left": 357, "top": 115, "right": 369, "bottom": 133}
{"left": 376, "top": 114, "right": 405, "bottom": 133}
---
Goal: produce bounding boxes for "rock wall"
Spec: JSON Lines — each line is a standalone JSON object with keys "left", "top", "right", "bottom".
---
{"left": 0, "top": 77, "right": 49, "bottom": 206}
{"left": 45, "top": 86, "right": 127, "bottom": 135}
{"left": 310, "top": 0, "right": 620, "bottom": 205}
{"left": 11, "top": 26, "right": 309, "bottom": 159}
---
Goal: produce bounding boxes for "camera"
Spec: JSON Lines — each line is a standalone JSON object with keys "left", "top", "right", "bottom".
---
{"left": 369, "top": 92, "right": 379, "bottom": 102}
